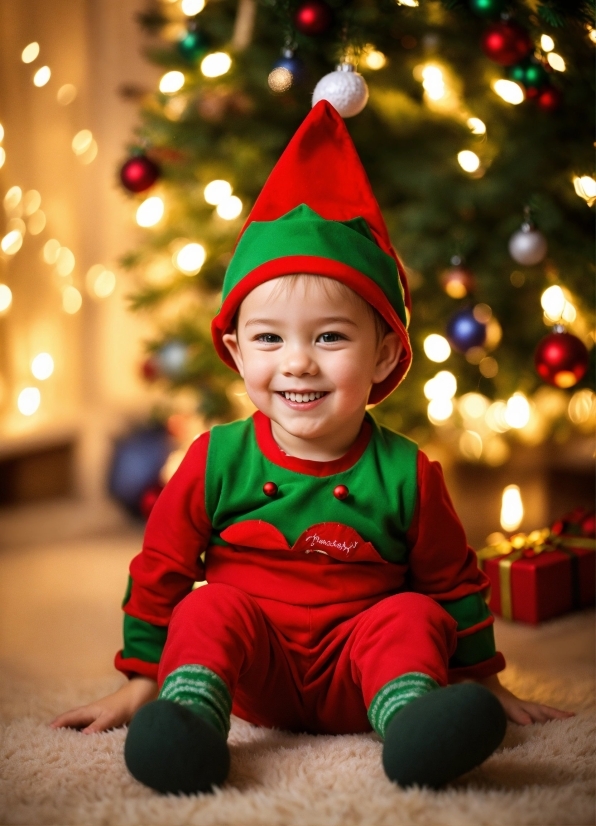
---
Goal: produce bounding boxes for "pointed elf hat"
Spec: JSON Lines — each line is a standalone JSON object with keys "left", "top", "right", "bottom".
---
{"left": 211, "top": 100, "right": 412, "bottom": 404}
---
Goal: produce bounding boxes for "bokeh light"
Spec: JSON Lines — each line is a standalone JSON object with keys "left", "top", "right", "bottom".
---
{"left": 31, "top": 352, "right": 54, "bottom": 380}
{"left": 216, "top": 195, "right": 243, "bottom": 220}
{"left": 159, "top": 71, "right": 185, "bottom": 94}
{"left": 0, "top": 284, "right": 13, "bottom": 313}
{"left": 136, "top": 196, "right": 164, "bottom": 227}
{"left": 1, "top": 230, "right": 23, "bottom": 255}
{"left": 500, "top": 485, "right": 523, "bottom": 532}
{"left": 204, "top": 180, "right": 232, "bottom": 205}
{"left": 174, "top": 242, "right": 206, "bottom": 275}
{"left": 22, "top": 42, "right": 40, "bottom": 63}
{"left": 423, "top": 334, "right": 451, "bottom": 363}
{"left": 504, "top": 393, "right": 531, "bottom": 429}
{"left": 33, "top": 66, "right": 51, "bottom": 87}
{"left": 457, "top": 150, "right": 480, "bottom": 173}
{"left": 62, "top": 285, "right": 82, "bottom": 314}
{"left": 201, "top": 52, "right": 232, "bottom": 78}
{"left": 467, "top": 117, "right": 486, "bottom": 135}
{"left": 493, "top": 79, "right": 525, "bottom": 104}
{"left": 18, "top": 387, "right": 41, "bottom": 416}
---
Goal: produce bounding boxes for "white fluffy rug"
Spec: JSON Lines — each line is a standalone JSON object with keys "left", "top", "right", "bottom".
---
{"left": 1, "top": 610, "right": 594, "bottom": 826}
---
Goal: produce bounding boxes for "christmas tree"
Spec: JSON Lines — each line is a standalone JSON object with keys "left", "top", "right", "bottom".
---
{"left": 120, "top": 0, "right": 594, "bottom": 466}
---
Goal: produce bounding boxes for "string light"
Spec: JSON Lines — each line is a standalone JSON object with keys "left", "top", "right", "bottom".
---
{"left": 540, "top": 285, "right": 576, "bottom": 322}
{"left": 421, "top": 65, "right": 445, "bottom": 100}
{"left": 159, "top": 71, "right": 185, "bottom": 93}
{"left": 7, "top": 218, "right": 26, "bottom": 235}
{"left": 31, "top": 353, "right": 54, "bottom": 380}
{"left": 21, "top": 42, "right": 40, "bottom": 63}
{"left": 57, "top": 84, "right": 77, "bottom": 105}
{"left": 547, "top": 53, "right": 565, "bottom": 72}
{"left": 427, "top": 398, "right": 453, "bottom": 424}
{"left": 174, "top": 243, "right": 206, "bottom": 275}
{"left": 18, "top": 387, "right": 41, "bottom": 416}
{"left": 0, "top": 284, "right": 12, "bottom": 313}
{"left": 23, "top": 190, "right": 41, "bottom": 215}
{"left": 201, "top": 52, "right": 232, "bottom": 78}
{"left": 136, "top": 196, "right": 164, "bottom": 227}
{"left": 27, "top": 210, "right": 46, "bottom": 235}
{"left": 204, "top": 180, "right": 232, "bottom": 205}
{"left": 56, "top": 247, "right": 75, "bottom": 276}
{"left": 396, "top": 0, "right": 419, "bottom": 6}
{"left": 363, "top": 50, "right": 387, "bottom": 70}
{"left": 459, "top": 430, "right": 483, "bottom": 461}
{"left": 33, "top": 66, "right": 51, "bottom": 87}
{"left": 459, "top": 393, "right": 489, "bottom": 420}
{"left": 424, "top": 370, "right": 457, "bottom": 400}
{"left": 0, "top": 123, "right": 3, "bottom": 142}
{"left": 216, "top": 195, "right": 242, "bottom": 220}
{"left": 573, "top": 175, "right": 596, "bottom": 206}
{"left": 1, "top": 230, "right": 23, "bottom": 255}
{"left": 500, "top": 485, "right": 523, "bottom": 532}
{"left": 457, "top": 150, "right": 480, "bottom": 173}
{"left": 90, "top": 268, "right": 116, "bottom": 298}
{"left": 504, "top": 392, "right": 531, "bottom": 429}
{"left": 43, "top": 239, "right": 61, "bottom": 264}
{"left": 4, "top": 186, "right": 23, "bottom": 211}
{"left": 568, "top": 389, "right": 595, "bottom": 425}
{"left": 467, "top": 117, "right": 486, "bottom": 135}
{"left": 72, "top": 130, "right": 93, "bottom": 155}
{"left": 0, "top": 148, "right": 5, "bottom": 169}
{"left": 181, "top": 0, "right": 205, "bottom": 14}
{"left": 492, "top": 79, "right": 525, "bottom": 105}
{"left": 423, "top": 334, "right": 451, "bottom": 363}
{"left": 540, "top": 34, "right": 555, "bottom": 51}
{"left": 62, "top": 285, "right": 82, "bottom": 314}
{"left": 485, "top": 400, "right": 510, "bottom": 433}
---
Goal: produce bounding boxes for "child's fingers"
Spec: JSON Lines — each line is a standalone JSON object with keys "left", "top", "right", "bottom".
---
{"left": 81, "top": 711, "right": 123, "bottom": 734}
{"left": 535, "top": 704, "right": 575, "bottom": 720}
{"left": 49, "top": 706, "right": 99, "bottom": 729}
{"left": 506, "top": 704, "right": 533, "bottom": 725}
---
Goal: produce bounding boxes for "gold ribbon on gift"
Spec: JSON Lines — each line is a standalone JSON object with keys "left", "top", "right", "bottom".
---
{"left": 477, "top": 529, "right": 596, "bottom": 621}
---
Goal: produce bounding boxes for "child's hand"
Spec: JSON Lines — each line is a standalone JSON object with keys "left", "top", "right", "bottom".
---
{"left": 478, "top": 674, "right": 575, "bottom": 725}
{"left": 49, "top": 675, "right": 159, "bottom": 734}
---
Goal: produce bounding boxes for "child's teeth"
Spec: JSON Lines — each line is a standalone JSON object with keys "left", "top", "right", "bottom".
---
{"left": 282, "top": 391, "right": 324, "bottom": 402}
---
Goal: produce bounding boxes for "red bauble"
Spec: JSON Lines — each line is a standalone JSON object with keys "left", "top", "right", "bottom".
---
{"left": 534, "top": 331, "right": 589, "bottom": 388}
{"left": 440, "top": 265, "right": 476, "bottom": 299}
{"left": 263, "top": 481, "right": 278, "bottom": 497}
{"left": 481, "top": 21, "right": 533, "bottom": 66}
{"left": 140, "top": 356, "right": 160, "bottom": 382}
{"left": 333, "top": 484, "right": 349, "bottom": 500}
{"left": 120, "top": 155, "right": 160, "bottom": 193}
{"left": 294, "top": 0, "right": 333, "bottom": 35}
{"left": 139, "top": 484, "right": 164, "bottom": 519}
{"left": 536, "top": 85, "right": 562, "bottom": 111}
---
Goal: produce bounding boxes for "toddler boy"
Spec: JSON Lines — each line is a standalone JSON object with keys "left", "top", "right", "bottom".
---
{"left": 52, "top": 102, "right": 571, "bottom": 794}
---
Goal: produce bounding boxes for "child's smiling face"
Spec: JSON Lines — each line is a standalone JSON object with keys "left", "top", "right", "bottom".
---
{"left": 222, "top": 275, "right": 402, "bottom": 461}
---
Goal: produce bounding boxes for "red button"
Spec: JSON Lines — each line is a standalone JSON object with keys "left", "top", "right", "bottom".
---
{"left": 333, "top": 484, "right": 349, "bottom": 500}
{"left": 263, "top": 481, "right": 278, "bottom": 497}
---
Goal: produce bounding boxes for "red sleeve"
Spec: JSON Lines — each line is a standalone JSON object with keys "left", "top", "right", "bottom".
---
{"left": 125, "top": 431, "right": 212, "bottom": 626}
{"left": 406, "top": 450, "right": 490, "bottom": 600}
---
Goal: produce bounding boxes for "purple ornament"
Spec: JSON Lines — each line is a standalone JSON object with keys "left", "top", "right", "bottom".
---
{"left": 446, "top": 307, "right": 487, "bottom": 353}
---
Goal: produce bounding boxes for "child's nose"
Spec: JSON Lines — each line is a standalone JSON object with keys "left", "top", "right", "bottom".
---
{"left": 281, "top": 346, "right": 318, "bottom": 377}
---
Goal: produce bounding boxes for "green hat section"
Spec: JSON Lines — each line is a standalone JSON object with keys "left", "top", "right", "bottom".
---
{"left": 220, "top": 205, "right": 407, "bottom": 328}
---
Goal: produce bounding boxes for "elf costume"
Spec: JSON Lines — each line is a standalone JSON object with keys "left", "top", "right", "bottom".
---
{"left": 122, "top": 102, "right": 507, "bottom": 795}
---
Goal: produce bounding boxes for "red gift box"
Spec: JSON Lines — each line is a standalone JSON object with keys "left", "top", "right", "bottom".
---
{"left": 478, "top": 526, "right": 595, "bottom": 624}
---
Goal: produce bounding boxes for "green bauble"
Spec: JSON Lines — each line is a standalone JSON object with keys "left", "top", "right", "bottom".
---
{"left": 508, "top": 60, "right": 548, "bottom": 89}
{"left": 469, "top": 0, "right": 507, "bottom": 18}
{"left": 178, "top": 29, "right": 209, "bottom": 62}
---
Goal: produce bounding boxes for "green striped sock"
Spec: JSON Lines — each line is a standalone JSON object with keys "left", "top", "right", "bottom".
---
{"left": 368, "top": 672, "right": 440, "bottom": 739}
{"left": 159, "top": 665, "right": 232, "bottom": 738}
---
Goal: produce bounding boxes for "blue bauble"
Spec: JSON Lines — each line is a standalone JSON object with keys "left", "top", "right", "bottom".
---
{"left": 273, "top": 54, "right": 305, "bottom": 84}
{"left": 108, "top": 427, "right": 171, "bottom": 513}
{"left": 156, "top": 340, "right": 189, "bottom": 380}
{"left": 446, "top": 307, "right": 487, "bottom": 353}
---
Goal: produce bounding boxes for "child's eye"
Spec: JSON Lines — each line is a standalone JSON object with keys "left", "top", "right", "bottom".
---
{"left": 318, "top": 332, "right": 344, "bottom": 343}
{"left": 256, "top": 333, "right": 282, "bottom": 344}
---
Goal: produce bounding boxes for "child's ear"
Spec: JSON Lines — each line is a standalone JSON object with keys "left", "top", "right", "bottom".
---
{"left": 222, "top": 330, "right": 245, "bottom": 377}
{"left": 372, "top": 332, "right": 403, "bottom": 385}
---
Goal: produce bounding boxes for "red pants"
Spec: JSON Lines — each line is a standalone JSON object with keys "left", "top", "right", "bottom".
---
{"left": 158, "top": 584, "right": 458, "bottom": 735}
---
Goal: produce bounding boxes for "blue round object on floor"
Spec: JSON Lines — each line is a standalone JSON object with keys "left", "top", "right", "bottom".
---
{"left": 108, "top": 427, "right": 171, "bottom": 513}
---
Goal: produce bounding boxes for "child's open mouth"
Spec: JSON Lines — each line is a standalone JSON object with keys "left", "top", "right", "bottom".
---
{"left": 277, "top": 390, "right": 328, "bottom": 406}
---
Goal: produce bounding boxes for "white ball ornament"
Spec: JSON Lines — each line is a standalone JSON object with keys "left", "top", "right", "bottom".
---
{"left": 312, "top": 63, "right": 369, "bottom": 118}
{"left": 156, "top": 340, "right": 189, "bottom": 379}
{"left": 508, "top": 222, "right": 548, "bottom": 266}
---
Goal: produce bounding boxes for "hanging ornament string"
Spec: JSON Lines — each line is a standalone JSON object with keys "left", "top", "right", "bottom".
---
{"left": 231, "top": 0, "right": 257, "bottom": 51}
